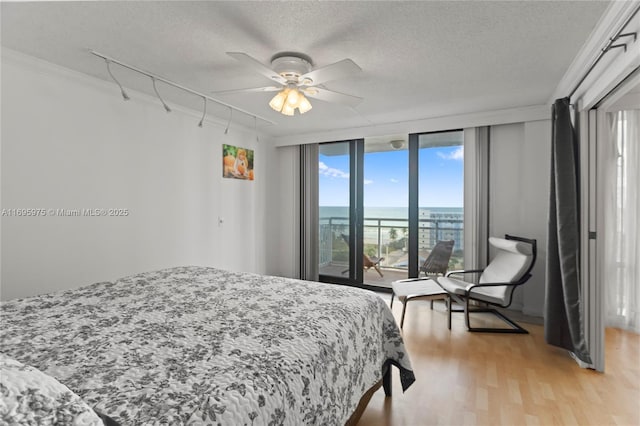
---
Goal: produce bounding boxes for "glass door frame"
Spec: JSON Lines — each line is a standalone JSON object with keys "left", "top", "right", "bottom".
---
{"left": 348, "top": 138, "right": 364, "bottom": 285}
{"left": 408, "top": 133, "right": 419, "bottom": 279}
{"left": 318, "top": 139, "right": 366, "bottom": 288}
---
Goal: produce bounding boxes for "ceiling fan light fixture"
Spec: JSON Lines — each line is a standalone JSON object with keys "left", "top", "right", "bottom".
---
{"left": 269, "top": 87, "right": 313, "bottom": 116}
{"left": 227, "top": 51, "right": 362, "bottom": 116}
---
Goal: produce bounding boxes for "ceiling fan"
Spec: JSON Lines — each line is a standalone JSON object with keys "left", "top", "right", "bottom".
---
{"left": 222, "top": 52, "right": 363, "bottom": 116}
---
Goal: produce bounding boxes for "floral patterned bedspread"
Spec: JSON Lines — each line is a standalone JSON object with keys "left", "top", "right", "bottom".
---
{"left": 1, "top": 266, "right": 414, "bottom": 425}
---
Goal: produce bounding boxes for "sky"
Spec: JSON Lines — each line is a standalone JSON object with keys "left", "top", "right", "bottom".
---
{"left": 319, "top": 145, "right": 464, "bottom": 207}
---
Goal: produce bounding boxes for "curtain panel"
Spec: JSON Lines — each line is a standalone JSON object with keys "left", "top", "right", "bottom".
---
{"left": 299, "top": 144, "right": 320, "bottom": 281}
{"left": 463, "top": 126, "right": 490, "bottom": 272}
{"left": 545, "top": 97, "right": 592, "bottom": 364}
{"left": 604, "top": 110, "right": 640, "bottom": 332}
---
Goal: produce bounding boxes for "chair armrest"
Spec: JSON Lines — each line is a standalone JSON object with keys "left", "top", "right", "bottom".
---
{"left": 445, "top": 269, "right": 484, "bottom": 277}
{"left": 392, "top": 277, "right": 433, "bottom": 284}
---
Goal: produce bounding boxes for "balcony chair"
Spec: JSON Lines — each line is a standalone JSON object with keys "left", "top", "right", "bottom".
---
{"left": 436, "top": 234, "right": 536, "bottom": 334}
{"left": 340, "top": 234, "right": 385, "bottom": 278}
{"left": 390, "top": 240, "right": 455, "bottom": 328}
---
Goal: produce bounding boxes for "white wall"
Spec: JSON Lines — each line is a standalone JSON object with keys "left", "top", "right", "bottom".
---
{"left": 1, "top": 51, "right": 269, "bottom": 300}
{"left": 263, "top": 144, "right": 299, "bottom": 278}
{"left": 489, "top": 120, "right": 551, "bottom": 317}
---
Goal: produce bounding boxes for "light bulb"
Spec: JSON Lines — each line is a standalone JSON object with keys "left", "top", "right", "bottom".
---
{"left": 269, "top": 90, "right": 287, "bottom": 112}
{"left": 287, "top": 88, "right": 300, "bottom": 106}
{"left": 298, "top": 95, "right": 312, "bottom": 114}
{"left": 281, "top": 104, "right": 295, "bottom": 116}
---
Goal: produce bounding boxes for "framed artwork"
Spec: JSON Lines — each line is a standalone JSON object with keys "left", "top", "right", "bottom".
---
{"left": 223, "top": 144, "right": 254, "bottom": 180}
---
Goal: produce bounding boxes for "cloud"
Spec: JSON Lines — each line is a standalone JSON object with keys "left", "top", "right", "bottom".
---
{"left": 318, "top": 161, "right": 349, "bottom": 179}
{"left": 318, "top": 162, "right": 373, "bottom": 184}
{"left": 390, "top": 178, "right": 399, "bottom": 183}
{"left": 437, "top": 146, "right": 464, "bottom": 160}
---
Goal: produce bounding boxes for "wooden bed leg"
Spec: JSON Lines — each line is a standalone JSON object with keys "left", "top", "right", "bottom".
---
{"left": 383, "top": 366, "right": 392, "bottom": 397}
{"left": 345, "top": 380, "right": 384, "bottom": 426}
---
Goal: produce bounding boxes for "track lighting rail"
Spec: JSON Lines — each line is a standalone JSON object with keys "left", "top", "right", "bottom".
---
{"left": 90, "top": 49, "right": 275, "bottom": 127}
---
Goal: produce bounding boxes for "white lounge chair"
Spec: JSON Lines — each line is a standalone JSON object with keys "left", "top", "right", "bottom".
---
{"left": 436, "top": 234, "right": 537, "bottom": 333}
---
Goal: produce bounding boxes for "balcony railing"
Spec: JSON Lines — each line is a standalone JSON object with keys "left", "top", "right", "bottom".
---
{"left": 319, "top": 215, "right": 464, "bottom": 270}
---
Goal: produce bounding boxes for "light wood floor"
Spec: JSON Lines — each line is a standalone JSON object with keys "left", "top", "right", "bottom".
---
{"left": 358, "top": 298, "right": 640, "bottom": 426}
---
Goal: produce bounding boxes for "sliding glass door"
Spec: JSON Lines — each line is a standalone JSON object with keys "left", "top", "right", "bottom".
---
{"left": 317, "top": 130, "right": 464, "bottom": 290}
{"left": 318, "top": 140, "right": 363, "bottom": 284}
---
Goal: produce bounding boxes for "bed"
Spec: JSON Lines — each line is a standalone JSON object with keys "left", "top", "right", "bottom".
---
{"left": 0, "top": 266, "right": 415, "bottom": 425}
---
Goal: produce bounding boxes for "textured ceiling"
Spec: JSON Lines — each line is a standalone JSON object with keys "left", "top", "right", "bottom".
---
{"left": 1, "top": 1, "right": 610, "bottom": 137}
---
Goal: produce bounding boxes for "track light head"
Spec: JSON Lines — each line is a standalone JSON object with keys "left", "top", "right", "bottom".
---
{"left": 198, "top": 97, "right": 207, "bottom": 128}
{"left": 224, "top": 107, "right": 232, "bottom": 135}
{"left": 152, "top": 77, "right": 171, "bottom": 113}
{"left": 105, "top": 59, "right": 130, "bottom": 101}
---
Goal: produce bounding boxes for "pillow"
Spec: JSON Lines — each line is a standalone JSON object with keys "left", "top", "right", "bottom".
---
{"left": 0, "top": 353, "right": 104, "bottom": 425}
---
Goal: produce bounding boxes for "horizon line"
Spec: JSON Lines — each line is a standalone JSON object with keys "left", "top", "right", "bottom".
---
{"left": 319, "top": 205, "right": 463, "bottom": 208}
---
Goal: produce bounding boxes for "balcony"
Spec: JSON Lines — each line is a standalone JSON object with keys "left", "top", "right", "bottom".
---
{"left": 319, "top": 214, "right": 464, "bottom": 288}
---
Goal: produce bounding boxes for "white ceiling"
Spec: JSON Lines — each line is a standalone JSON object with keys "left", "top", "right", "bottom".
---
{"left": 1, "top": 1, "right": 610, "bottom": 138}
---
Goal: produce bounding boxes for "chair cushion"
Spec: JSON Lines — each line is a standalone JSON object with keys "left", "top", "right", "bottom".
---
{"left": 480, "top": 238, "right": 533, "bottom": 284}
{"left": 462, "top": 237, "right": 533, "bottom": 303}
{"left": 436, "top": 237, "right": 534, "bottom": 306}
{"left": 392, "top": 278, "right": 447, "bottom": 299}
{"left": 436, "top": 276, "right": 508, "bottom": 305}
{"left": 488, "top": 237, "right": 533, "bottom": 256}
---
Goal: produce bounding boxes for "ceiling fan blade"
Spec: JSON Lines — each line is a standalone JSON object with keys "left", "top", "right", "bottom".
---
{"left": 300, "top": 59, "right": 361, "bottom": 86}
{"left": 303, "top": 87, "right": 363, "bottom": 108}
{"left": 213, "top": 86, "right": 282, "bottom": 95}
{"left": 227, "top": 52, "right": 287, "bottom": 85}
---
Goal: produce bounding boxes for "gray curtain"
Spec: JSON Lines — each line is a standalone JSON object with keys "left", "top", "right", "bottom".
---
{"left": 299, "top": 144, "right": 319, "bottom": 281}
{"left": 545, "top": 97, "right": 592, "bottom": 364}
{"left": 463, "top": 126, "right": 490, "bottom": 273}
